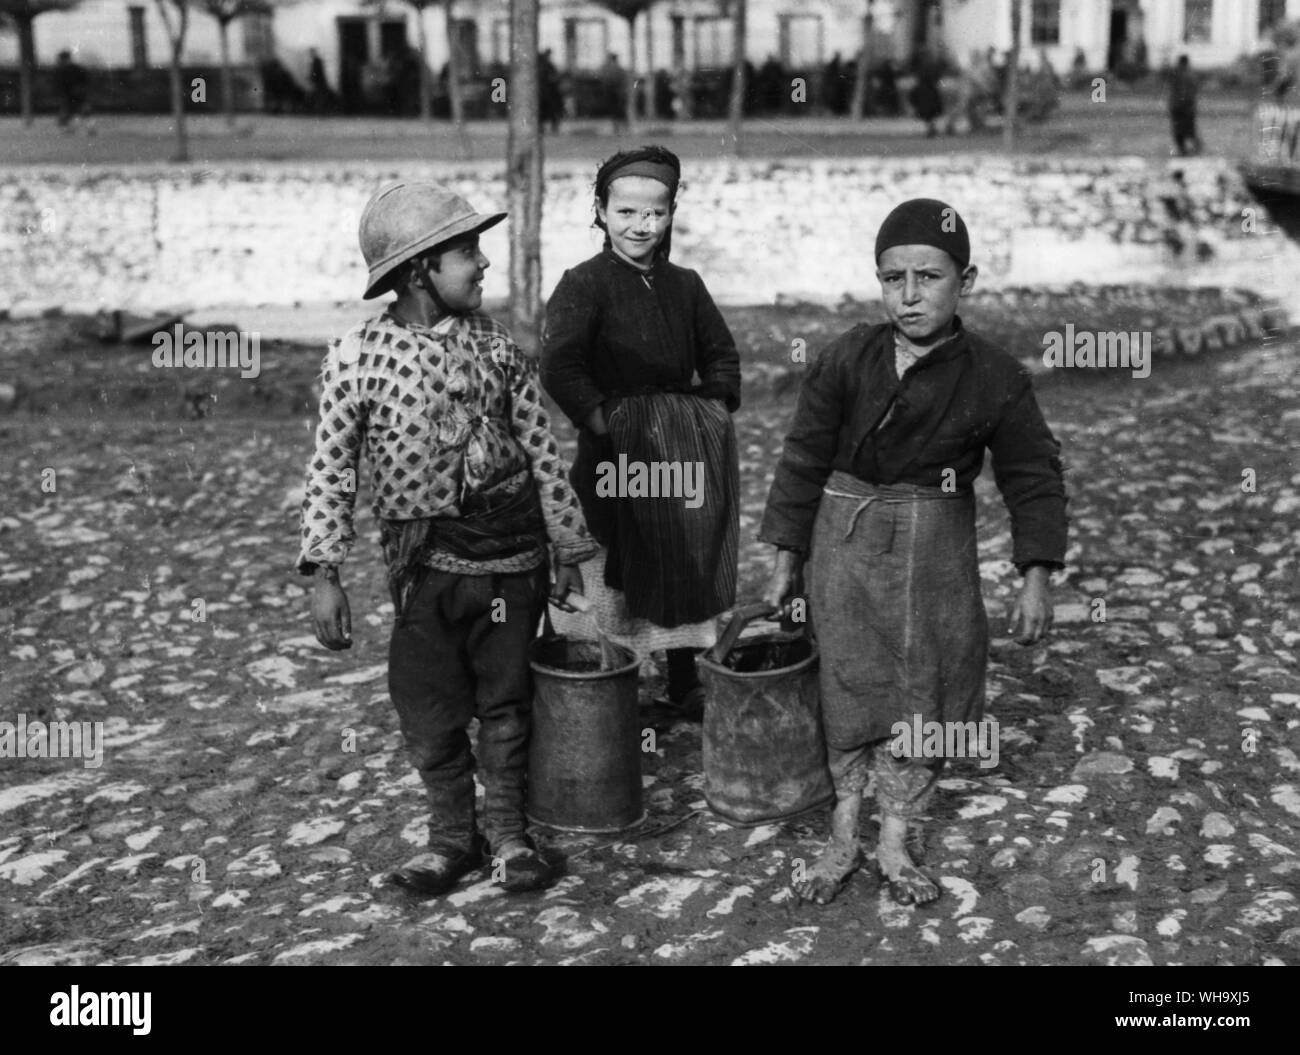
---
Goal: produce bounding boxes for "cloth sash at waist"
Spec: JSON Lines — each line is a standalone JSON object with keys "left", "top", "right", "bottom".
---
{"left": 381, "top": 469, "right": 546, "bottom": 616}
{"left": 822, "top": 470, "right": 971, "bottom": 542}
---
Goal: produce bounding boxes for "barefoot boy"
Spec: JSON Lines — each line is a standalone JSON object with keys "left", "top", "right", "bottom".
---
{"left": 760, "top": 199, "right": 1068, "bottom": 905}
{"left": 297, "top": 182, "right": 598, "bottom": 896}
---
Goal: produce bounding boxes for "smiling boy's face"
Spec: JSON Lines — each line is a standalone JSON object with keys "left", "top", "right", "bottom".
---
{"left": 876, "top": 245, "right": 977, "bottom": 344}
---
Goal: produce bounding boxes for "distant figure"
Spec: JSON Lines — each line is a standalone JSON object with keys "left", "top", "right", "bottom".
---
{"left": 540, "top": 49, "right": 564, "bottom": 132}
{"left": 653, "top": 68, "right": 674, "bottom": 120}
{"left": 601, "top": 52, "right": 628, "bottom": 128}
{"left": 393, "top": 45, "right": 421, "bottom": 115}
{"left": 260, "top": 56, "right": 307, "bottom": 114}
{"left": 1168, "top": 54, "right": 1201, "bottom": 156}
{"left": 54, "top": 50, "right": 92, "bottom": 133}
{"left": 825, "top": 52, "right": 850, "bottom": 114}
{"left": 875, "top": 58, "right": 900, "bottom": 115}
{"left": 756, "top": 54, "right": 784, "bottom": 114}
{"left": 307, "top": 48, "right": 337, "bottom": 113}
{"left": 910, "top": 54, "right": 944, "bottom": 137}
{"left": 1069, "top": 46, "right": 1089, "bottom": 88}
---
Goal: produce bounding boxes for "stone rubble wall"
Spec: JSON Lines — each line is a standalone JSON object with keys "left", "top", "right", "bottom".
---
{"left": 0, "top": 157, "right": 1266, "bottom": 314}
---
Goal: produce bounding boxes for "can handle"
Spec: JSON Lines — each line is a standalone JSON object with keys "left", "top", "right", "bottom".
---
{"left": 705, "top": 601, "right": 780, "bottom": 666}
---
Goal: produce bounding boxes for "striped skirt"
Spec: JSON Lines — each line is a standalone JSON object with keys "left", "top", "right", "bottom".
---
{"left": 600, "top": 392, "right": 739, "bottom": 628}
{"left": 809, "top": 470, "right": 988, "bottom": 749}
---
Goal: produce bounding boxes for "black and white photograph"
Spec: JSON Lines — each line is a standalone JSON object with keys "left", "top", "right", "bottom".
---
{"left": 0, "top": 0, "right": 1297, "bottom": 992}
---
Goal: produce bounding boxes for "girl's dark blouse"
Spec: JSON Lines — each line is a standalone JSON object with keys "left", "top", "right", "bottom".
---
{"left": 541, "top": 248, "right": 741, "bottom": 428}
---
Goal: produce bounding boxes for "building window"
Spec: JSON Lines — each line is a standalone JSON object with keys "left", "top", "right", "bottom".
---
{"left": 1030, "top": 0, "right": 1060, "bottom": 45}
{"left": 128, "top": 5, "right": 148, "bottom": 69}
{"left": 778, "top": 14, "right": 823, "bottom": 68}
{"left": 492, "top": 18, "right": 510, "bottom": 65}
{"left": 1260, "top": 0, "right": 1288, "bottom": 34}
{"left": 1183, "top": 0, "right": 1213, "bottom": 43}
{"left": 241, "top": 12, "right": 275, "bottom": 62}
{"left": 563, "top": 17, "right": 607, "bottom": 70}
{"left": 694, "top": 16, "right": 733, "bottom": 69}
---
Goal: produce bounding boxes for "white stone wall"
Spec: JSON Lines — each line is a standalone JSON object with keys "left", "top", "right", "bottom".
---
{"left": 0, "top": 155, "right": 1260, "bottom": 314}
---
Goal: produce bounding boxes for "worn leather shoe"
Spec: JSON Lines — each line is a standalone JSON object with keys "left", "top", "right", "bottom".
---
{"left": 388, "top": 834, "right": 486, "bottom": 897}
{"left": 493, "top": 835, "right": 559, "bottom": 893}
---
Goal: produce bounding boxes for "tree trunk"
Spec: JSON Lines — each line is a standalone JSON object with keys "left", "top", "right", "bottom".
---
{"left": 415, "top": 3, "right": 432, "bottom": 121}
{"left": 507, "top": 0, "right": 543, "bottom": 356}
{"left": 218, "top": 18, "right": 234, "bottom": 128}
{"left": 154, "top": 0, "right": 190, "bottom": 161}
{"left": 644, "top": 9, "right": 654, "bottom": 119}
{"left": 17, "top": 16, "right": 35, "bottom": 128}
{"left": 850, "top": 8, "right": 871, "bottom": 120}
{"left": 170, "top": 43, "right": 189, "bottom": 161}
{"left": 625, "top": 16, "right": 637, "bottom": 132}
{"left": 727, "top": 0, "right": 747, "bottom": 152}
{"left": 444, "top": 0, "right": 464, "bottom": 128}
{"left": 1003, "top": 0, "right": 1022, "bottom": 149}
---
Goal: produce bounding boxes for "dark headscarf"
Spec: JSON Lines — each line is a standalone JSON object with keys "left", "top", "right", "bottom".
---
{"left": 875, "top": 198, "right": 971, "bottom": 271}
{"left": 593, "top": 145, "right": 681, "bottom": 262}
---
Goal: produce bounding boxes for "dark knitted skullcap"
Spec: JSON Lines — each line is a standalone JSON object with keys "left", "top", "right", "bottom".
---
{"left": 874, "top": 198, "right": 970, "bottom": 270}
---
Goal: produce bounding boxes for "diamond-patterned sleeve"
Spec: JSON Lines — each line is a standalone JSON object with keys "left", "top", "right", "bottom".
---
{"left": 296, "top": 336, "right": 367, "bottom": 575}
{"left": 501, "top": 336, "right": 600, "bottom": 567}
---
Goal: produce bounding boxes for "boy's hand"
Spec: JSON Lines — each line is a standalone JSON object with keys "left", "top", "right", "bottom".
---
{"left": 1010, "top": 566, "right": 1053, "bottom": 646}
{"left": 311, "top": 567, "right": 352, "bottom": 650}
{"left": 763, "top": 548, "right": 804, "bottom": 617}
{"left": 551, "top": 563, "right": 585, "bottom": 607}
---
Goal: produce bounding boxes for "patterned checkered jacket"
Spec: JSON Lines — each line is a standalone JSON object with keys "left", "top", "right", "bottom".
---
{"left": 296, "top": 311, "right": 598, "bottom": 574}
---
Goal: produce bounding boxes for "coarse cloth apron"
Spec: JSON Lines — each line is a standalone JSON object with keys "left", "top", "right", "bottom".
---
{"left": 601, "top": 391, "right": 739, "bottom": 628}
{"left": 808, "top": 470, "right": 988, "bottom": 749}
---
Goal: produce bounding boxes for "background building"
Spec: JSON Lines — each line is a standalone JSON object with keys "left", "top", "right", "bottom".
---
{"left": 1, "top": 0, "right": 1290, "bottom": 115}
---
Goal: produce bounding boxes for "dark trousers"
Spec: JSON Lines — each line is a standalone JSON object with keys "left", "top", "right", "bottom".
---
{"left": 388, "top": 565, "right": 548, "bottom": 855}
{"left": 1171, "top": 107, "right": 1200, "bottom": 155}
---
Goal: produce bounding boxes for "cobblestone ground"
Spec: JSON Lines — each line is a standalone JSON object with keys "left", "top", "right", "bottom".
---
{"left": 0, "top": 317, "right": 1297, "bottom": 966}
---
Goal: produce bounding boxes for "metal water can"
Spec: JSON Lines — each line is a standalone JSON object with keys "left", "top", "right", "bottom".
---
{"left": 526, "top": 635, "right": 646, "bottom": 833}
{"left": 699, "top": 604, "right": 834, "bottom": 826}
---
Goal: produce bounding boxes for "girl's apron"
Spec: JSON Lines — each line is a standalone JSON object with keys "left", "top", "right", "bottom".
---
{"left": 602, "top": 390, "right": 739, "bottom": 629}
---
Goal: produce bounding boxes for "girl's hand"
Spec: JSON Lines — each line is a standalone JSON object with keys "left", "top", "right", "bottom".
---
{"left": 585, "top": 405, "right": 609, "bottom": 437}
{"left": 1010, "top": 566, "right": 1053, "bottom": 645}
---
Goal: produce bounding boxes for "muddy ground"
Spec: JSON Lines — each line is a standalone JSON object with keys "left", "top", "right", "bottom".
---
{"left": 0, "top": 299, "right": 1297, "bottom": 965}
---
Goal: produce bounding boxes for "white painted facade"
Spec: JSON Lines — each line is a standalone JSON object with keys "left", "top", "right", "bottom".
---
{"left": 0, "top": 0, "right": 1289, "bottom": 79}
{"left": 942, "top": 0, "right": 1291, "bottom": 72}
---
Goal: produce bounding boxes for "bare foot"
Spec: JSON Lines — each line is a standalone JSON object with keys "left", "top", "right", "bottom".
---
{"left": 792, "top": 838, "right": 863, "bottom": 905}
{"left": 791, "top": 790, "right": 863, "bottom": 905}
{"left": 876, "top": 816, "right": 939, "bottom": 906}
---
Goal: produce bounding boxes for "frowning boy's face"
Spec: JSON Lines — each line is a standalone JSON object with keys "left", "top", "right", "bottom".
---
{"left": 876, "top": 245, "right": 977, "bottom": 344}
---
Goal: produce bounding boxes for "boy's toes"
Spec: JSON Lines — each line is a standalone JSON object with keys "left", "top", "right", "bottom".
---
{"left": 881, "top": 864, "right": 940, "bottom": 906}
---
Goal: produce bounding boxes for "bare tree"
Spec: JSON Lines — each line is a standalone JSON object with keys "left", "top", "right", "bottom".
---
{"left": 363, "top": 0, "right": 451, "bottom": 124}
{"left": 593, "top": 0, "right": 656, "bottom": 133}
{"left": 0, "top": 0, "right": 83, "bottom": 127}
{"left": 374, "top": 0, "right": 436, "bottom": 121}
{"left": 442, "top": 0, "right": 465, "bottom": 128}
{"left": 200, "top": 0, "right": 278, "bottom": 129}
{"left": 506, "top": 0, "right": 542, "bottom": 353}
{"left": 850, "top": 0, "right": 874, "bottom": 120}
{"left": 1003, "top": 0, "right": 1022, "bottom": 148}
{"left": 154, "top": 0, "right": 192, "bottom": 162}
{"left": 726, "top": 0, "right": 746, "bottom": 151}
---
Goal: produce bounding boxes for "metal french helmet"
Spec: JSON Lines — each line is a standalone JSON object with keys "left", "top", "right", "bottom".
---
{"left": 358, "top": 181, "right": 506, "bottom": 299}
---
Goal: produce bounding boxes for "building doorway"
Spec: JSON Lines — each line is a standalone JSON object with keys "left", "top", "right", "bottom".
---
{"left": 336, "top": 16, "right": 409, "bottom": 113}
{"left": 1108, "top": 0, "right": 1145, "bottom": 75}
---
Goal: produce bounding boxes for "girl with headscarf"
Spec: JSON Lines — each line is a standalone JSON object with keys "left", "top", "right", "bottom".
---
{"left": 542, "top": 147, "right": 741, "bottom": 713}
